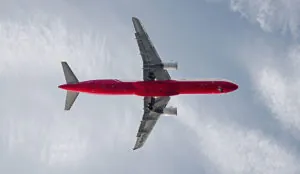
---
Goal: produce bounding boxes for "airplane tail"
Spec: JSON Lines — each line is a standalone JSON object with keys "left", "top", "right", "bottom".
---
{"left": 61, "top": 61, "right": 79, "bottom": 110}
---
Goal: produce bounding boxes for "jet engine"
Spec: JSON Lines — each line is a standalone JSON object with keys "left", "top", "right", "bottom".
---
{"left": 162, "top": 107, "right": 177, "bottom": 116}
{"left": 161, "top": 62, "right": 178, "bottom": 70}
{"left": 145, "top": 62, "right": 178, "bottom": 70}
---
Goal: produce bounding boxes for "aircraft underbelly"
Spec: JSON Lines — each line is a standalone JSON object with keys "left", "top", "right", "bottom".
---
{"left": 133, "top": 81, "right": 179, "bottom": 96}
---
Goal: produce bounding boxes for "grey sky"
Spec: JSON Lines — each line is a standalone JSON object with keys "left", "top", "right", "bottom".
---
{"left": 0, "top": 0, "right": 300, "bottom": 174}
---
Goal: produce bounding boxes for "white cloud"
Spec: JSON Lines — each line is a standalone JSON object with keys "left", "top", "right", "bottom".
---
{"left": 218, "top": 0, "right": 300, "bottom": 38}
{"left": 206, "top": 0, "right": 300, "bottom": 140}
{"left": 205, "top": 0, "right": 300, "bottom": 172}
{"left": 0, "top": 16, "right": 103, "bottom": 167}
{"left": 173, "top": 97, "right": 300, "bottom": 174}
{"left": 242, "top": 42, "right": 300, "bottom": 136}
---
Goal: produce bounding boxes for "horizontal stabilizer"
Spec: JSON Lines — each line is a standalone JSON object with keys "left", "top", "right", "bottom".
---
{"left": 61, "top": 61, "right": 78, "bottom": 84}
{"left": 64, "top": 91, "right": 79, "bottom": 110}
{"left": 60, "top": 61, "right": 79, "bottom": 110}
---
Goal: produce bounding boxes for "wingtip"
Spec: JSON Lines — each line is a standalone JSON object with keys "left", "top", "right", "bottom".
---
{"left": 64, "top": 105, "right": 71, "bottom": 111}
{"left": 132, "top": 17, "right": 144, "bottom": 33}
{"left": 61, "top": 61, "right": 67, "bottom": 65}
{"left": 133, "top": 143, "right": 140, "bottom": 150}
{"left": 132, "top": 16, "right": 139, "bottom": 21}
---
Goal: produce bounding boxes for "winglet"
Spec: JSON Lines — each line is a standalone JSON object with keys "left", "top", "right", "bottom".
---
{"left": 60, "top": 61, "right": 80, "bottom": 110}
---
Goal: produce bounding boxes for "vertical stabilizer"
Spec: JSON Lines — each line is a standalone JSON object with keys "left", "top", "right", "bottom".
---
{"left": 61, "top": 61, "right": 79, "bottom": 110}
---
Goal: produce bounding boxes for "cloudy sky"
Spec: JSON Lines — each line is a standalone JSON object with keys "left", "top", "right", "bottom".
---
{"left": 0, "top": 0, "right": 300, "bottom": 173}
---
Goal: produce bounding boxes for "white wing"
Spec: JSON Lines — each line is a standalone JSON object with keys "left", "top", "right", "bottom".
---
{"left": 133, "top": 96, "right": 170, "bottom": 150}
{"left": 132, "top": 17, "right": 171, "bottom": 81}
{"left": 132, "top": 17, "right": 173, "bottom": 150}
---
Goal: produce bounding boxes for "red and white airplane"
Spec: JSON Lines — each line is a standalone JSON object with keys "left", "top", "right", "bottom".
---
{"left": 58, "top": 17, "right": 238, "bottom": 150}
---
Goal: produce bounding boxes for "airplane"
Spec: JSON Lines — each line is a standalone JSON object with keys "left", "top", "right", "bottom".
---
{"left": 58, "top": 17, "right": 238, "bottom": 150}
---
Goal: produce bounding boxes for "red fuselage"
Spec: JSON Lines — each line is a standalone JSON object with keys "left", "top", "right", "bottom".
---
{"left": 58, "top": 79, "right": 238, "bottom": 96}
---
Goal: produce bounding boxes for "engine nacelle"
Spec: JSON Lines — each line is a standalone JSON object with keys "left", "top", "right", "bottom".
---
{"left": 145, "top": 62, "right": 178, "bottom": 70}
{"left": 162, "top": 107, "right": 177, "bottom": 116}
{"left": 162, "top": 62, "right": 178, "bottom": 70}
